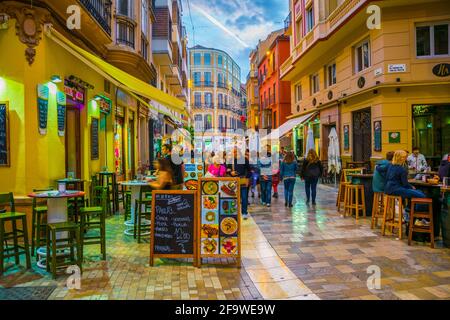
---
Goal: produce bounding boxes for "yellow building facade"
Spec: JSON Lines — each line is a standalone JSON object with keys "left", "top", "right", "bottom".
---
{"left": 282, "top": 0, "right": 450, "bottom": 168}
{"left": 0, "top": 0, "right": 186, "bottom": 197}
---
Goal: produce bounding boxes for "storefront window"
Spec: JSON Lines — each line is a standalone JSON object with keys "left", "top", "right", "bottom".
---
{"left": 114, "top": 117, "right": 124, "bottom": 175}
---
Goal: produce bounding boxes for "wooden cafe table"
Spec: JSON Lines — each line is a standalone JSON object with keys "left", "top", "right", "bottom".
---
{"left": 28, "top": 190, "right": 85, "bottom": 268}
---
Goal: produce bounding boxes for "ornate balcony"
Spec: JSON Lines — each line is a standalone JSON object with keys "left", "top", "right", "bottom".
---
{"left": 79, "top": 0, "right": 112, "bottom": 35}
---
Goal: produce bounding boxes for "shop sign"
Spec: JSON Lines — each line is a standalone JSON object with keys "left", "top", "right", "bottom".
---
{"left": 64, "top": 85, "right": 84, "bottom": 102}
{"left": 96, "top": 96, "right": 111, "bottom": 114}
{"left": 374, "top": 120, "right": 382, "bottom": 152}
{"left": 343, "top": 125, "right": 350, "bottom": 151}
{"left": 388, "top": 64, "right": 406, "bottom": 73}
{"left": 388, "top": 132, "right": 401, "bottom": 144}
{"left": 37, "top": 84, "right": 49, "bottom": 135}
{"left": 56, "top": 91, "right": 66, "bottom": 137}
{"left": 432, "top": 63, "right": 450, "bottom": 77}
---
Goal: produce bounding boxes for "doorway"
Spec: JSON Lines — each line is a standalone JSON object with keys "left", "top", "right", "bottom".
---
{"left": 128, "top": 113, "right": 135, "bottom": 179}
{"left": 65, "top": 106, "right": 81, "bottom": 178}
{"left": 352, "top": 108, "right": 372, "bottom": 162}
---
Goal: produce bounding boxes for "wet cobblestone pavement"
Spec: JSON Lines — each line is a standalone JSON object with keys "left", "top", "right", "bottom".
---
{"left": 1, "top": 180, "right": 449, "bottom": 300}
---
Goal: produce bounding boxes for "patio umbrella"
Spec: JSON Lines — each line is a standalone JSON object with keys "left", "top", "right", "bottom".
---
{"left": 328, "top": 127, "right": 341, "bottom": 186}
{"left": 305, "top": 126, "right": 315, "bottom": 157}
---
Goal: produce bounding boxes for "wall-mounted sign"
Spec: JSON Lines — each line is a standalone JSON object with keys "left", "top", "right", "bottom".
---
{"left": 388, "top": 132, "right": 401, "bottom": 144}
{"left": 37, "top": 84, "right": 49, "bottom": 135}
{"left": 64, "top": 80, "right": 85, "bottom": 103}
{"left": 0, "top": 103, "right": 10, "bottom": 166}
{"left": 388, "top": 64, "right": 407, "bottom": 73}
{"left": 374, "top": 120, "right": 382, "bottom": 152}
{"left": 374, "top": 68, "right": 383, "bottom": 77}
{"left": 432, "top": 63, "right": 450, "bottom": 77}
{"left": 91, "top": 117, "right": 99, "bottom": 160}
{"left": 96, "top": 95, "right": 112, "bottom": 114}
{"left": 56, "top": 91, "right": 66, "bottom": 137}
{"left": 357, "top": 77, "right": 366, "bottom": 88}
{"left": 344, "top": 125, "right": 350, "bottom": 151}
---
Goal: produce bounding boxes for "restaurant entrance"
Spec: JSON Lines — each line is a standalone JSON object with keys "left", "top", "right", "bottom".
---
{"left": 128, "top": 113, "right": 135, "bottom": 179}
{"left": 65, "top": 106, "right": 81, "bottom": 178}
{"left": 352, "top": 108, "right": 372, "bottom": 162}
{"left": 412, "top": 104, "right": 450, "bottom": 170}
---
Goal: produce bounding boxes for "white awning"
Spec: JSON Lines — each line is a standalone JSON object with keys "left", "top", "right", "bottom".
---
{"left": 261, "top": 112, "right": 318, "bottom": 141}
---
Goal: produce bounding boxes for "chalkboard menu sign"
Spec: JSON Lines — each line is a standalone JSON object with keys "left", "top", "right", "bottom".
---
{"left": 0, "top": 103, "right": 9, "bottom": 166}
{"left": 37, "top": 84, "right": 49, "bottom": 135}
{"left": 56, "top": 91, "right": 66, "bottom": 137}
{"left": 150, "top": 190, "right": 198, "bottom": 266}
{"left": 374, "top": 120, "right": 382, "bottom": 152}
{"left": 91, "top": 117, "right": 99, "bottom": 160}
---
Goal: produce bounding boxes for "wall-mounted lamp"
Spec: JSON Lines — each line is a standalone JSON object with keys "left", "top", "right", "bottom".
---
{"left": 51, "top": 75, "right": 62, "bottom": 83}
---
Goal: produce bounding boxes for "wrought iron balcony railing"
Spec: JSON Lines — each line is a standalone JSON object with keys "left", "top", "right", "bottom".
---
{"left": 79, "top": 0, "right": 112, "bottom": 35}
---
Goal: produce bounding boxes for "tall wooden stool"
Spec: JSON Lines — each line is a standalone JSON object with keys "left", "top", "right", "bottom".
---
{"left": 408, "top": 198, "right": 434, "bottom": 248}
{"left": 371, "top": 192, "right": 385, "bottom": 229}
{"left": 46, "top": 222, "right": 82, "bottom": 279}
{"left": 31, "top": 188, "right": 52, "bottom": 256}
{"left": 344, "top": 184, "right": 366, "bottom": 221}
{"left": 0, "top": 192, "right": 31, "bottom": 275}
{"left": 382, "top": 195, "right": 403, "bottom": 239}
{"left": 134, "top": 186, "right": 153, "bottom": 243}
{"left": 336, "top": 181, "right": 349, "bottom": 212}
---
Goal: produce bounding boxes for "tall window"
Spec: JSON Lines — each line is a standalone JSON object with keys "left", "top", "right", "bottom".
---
{"left": 194, "top": 92, "right": 201, "bottom": 107}
{"left": 310, "top": 73, "right": 320, "bottom": 95}
{"left": 295, "top": 18, "right": 302, "bottom": 44}
{"left": 205, "top": 93, "right": 212, "bottom": 107}
{"left": 326, "top": 63, "right": 337, "bottom": 87}
{"left": 205, "top": 115, "right": 212, "bottom": 130}
{"left": 218, "top": 93, "right": 223, "bottom": 107}
{"left": 193, "top": 72, "right": 201, "bottom": 86}
{"left": 416, "top": 23, "right": 449, "bottom": 57}
{"left": 306, "top": 7, "right": 314, "bottom": 33}
{"left": 355, "top": 40, "right": 370, "bottom": 73}
{"left": 195, "top": 115, "right": 203, "bottom": 131}
{"left": 204, "top": 53, "right": 211, "bottom": 65}
{"left": 217, "top": 73, "right": 223, "bottom": 86}
{"left": 295, "top": 84, "right": 302, "bottom": 102}
{"left": 219, "top": 115, "right": 224, "bottom": 130}
{"left": 141, "top": 0, "right": 149, "bottom": 37}
{"left": 117, "top": 0, "right": 133, "bottom": 17}
{"left": 194, "top": 53, "right": 201, "bottom": 65}
{"left": 204, "top": 72, "right": 212, "bottom": 86}
{"left": 116, "top": 19, "right": 135, "bottom": 48}
{"left": 218, "top": 55, "right": 223, "bottom": 67}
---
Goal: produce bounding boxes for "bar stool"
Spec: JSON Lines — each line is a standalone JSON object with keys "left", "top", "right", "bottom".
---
{"left": 79, "top": 188, "right": 107, "bottom": 260}
{"left": 31, "top": 188, "right": 52, "bottom": 256}
{"left": 124, "top": 191, "right": 132, "bottom": 222}
{"left": 99, "top": 172, "right": 115, "bottom": 216}
{"left": 408, "top": 198, "right": 434, "bottom": 248}
{"left": 134, "top": 186, "right": 153, "bottom": 243}
{"left": 336, "top": 181, "right": 349, "bottom": 212}
{"left": 343, "top": 184, "right": 366, "bottom": 221}
{"left": 0, "top": 192, "right": 31, "bottom": 275}
{"left": 382, "top": 195, "right": 403, "bottom": 239}
{"left": 371, "top": 192, "right": 385, "bottom": 229}
{"left": 46, "top": 222, "right": 82, "bottom": 279}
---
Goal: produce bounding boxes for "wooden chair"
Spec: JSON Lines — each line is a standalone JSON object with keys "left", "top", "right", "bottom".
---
{"left": 134, "top": 186, "right": 153, "bottom": 243}
{"left": 344, "top": 184, "right": 366, "bottom": 221}
{"left": 371, "top": 192, "right": 385, "bottom": 229}
{"left": 382, "top": 195, "right": 403, "bottom": 239}
{"left": 0, "top": 192, "right": 31, "bottom": 275}
{"left": 408, "top": 198, "right": 434, "bottom": 248}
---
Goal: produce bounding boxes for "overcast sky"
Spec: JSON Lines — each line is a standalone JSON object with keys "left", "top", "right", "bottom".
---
{"left": 182, "top": 0, "right": 289, "bottom": 82}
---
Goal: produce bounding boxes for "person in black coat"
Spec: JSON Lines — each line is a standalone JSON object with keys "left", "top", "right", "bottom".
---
{"left": 300, "top": 149, "right": 323, "bottom": 205}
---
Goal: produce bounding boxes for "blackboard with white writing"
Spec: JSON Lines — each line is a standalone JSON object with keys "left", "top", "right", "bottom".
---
{"left": 0, "top": 103, "right": 9, "bottom": 165}
{"left": 150, "top": 191, "right": 197, "bottom": 265}
{"left": 91, "top": 118, "right": 99, "bottom": 160}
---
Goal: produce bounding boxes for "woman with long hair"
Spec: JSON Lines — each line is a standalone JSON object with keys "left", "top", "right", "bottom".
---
{"left": 280, "top": 151, "right": 298, "bottom": 207}
{"left": 300, "top": 149, "right": 323, "bottom": 205}
{"left": 149, "top": 158, "right": 174, "bottom": 190}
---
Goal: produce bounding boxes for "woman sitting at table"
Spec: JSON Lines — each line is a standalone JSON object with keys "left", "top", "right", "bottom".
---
{"left": 149, "top": 158, "right": 174, "bottom": 190}
{"left": 385, "top": 150, "right": 426, "bottom": 221}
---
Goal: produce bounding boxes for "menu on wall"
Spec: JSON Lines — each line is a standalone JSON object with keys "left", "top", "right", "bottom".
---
{"left": 0, "top": 103, "right": 9, "bottom": 166}
{"left": 56, "top": 91, "right": 66, "bottom": 137}
{"left": 37, "top": 84, "right": 49, "bottom": 135}
{"left": 183, "top": 161, "right": 204, "bottom": 190}
{"left": 374, "top": 121, "right": 382, "bottom": 152}
{"left": 199, "top": 178, "right": 241, "bottom": 266}
{"left": 91, "top": 117, "right": 99, "bottom": 160}
{"left": 150, "top": 191, "right": 198, "bottom": 266}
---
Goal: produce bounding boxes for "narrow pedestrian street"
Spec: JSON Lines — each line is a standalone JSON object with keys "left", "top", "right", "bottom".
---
{"left": 1, "top": 181, "right": 449, "bottom": 300}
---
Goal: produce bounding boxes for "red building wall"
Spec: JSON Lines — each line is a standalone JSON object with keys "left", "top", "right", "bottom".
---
{"left": 258, "top": 36, "right": 291, "bottom": 130}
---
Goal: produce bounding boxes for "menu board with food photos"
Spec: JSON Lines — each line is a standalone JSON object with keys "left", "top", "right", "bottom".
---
{"left": 198, "top": 177, "right": 241, "bottom": 266}
{"left": 183, "top": 161, "right": 204, "bottom": 190}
